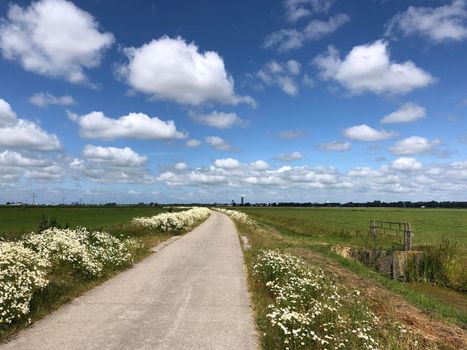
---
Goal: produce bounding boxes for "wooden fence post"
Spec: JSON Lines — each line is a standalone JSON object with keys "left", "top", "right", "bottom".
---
{"left": 391, "top": 254, "right": 397, "bottom": 280}
{"left": 370, "top": 220, "right": 376, "bottom": 240}
{"left": 404, "top": 223, "right": 413, "bottom": 251}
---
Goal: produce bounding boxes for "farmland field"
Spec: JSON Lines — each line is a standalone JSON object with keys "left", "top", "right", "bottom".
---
{"left": 0, "top": 206, "right": 169, "bottom": 239}
{"left": 237, "top": 207, "right": 467, "bottom": 246}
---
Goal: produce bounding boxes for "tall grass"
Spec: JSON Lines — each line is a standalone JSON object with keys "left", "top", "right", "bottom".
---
{"left": 407, "top": 240, "right": 467, "bottom": 292}
{"left": 37, "top": 215, "right": 69, "bottom": 232}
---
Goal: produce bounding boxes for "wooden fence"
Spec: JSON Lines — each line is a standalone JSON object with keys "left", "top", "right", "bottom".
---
{"left": 369, "top": 220, "right": 413, "bottom": 251}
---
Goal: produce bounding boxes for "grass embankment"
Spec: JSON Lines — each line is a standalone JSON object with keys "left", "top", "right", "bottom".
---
{"left": 0, "top": 207, "right": 210, "bottom": 343}
{"left": 232, "top": 216, "right": 466, "bottom": 349}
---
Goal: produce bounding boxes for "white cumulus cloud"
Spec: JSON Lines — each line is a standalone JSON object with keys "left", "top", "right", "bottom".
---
{"left": 204, "top": 136, "right": 232, "bottom": 151}
{"left": 250, "top": 160, "right": 270, "bottom": 170}
{"left": 214, "top": 158, "right": 240, "bottom": 169}
{"left": 266, "top": 15, "right": 348, "bottom": 52}
{"left": 386, "top": 0, "right": 467, "bottom": 43}
{"left": 264, "top": 14, "right": 349, "bottom": 52}
{"left": 320, "top": 141, "right": 351, "bottom": 151}
{"left": 70, "top": 111, "right": 186, "bottom": 140}
{"left": 0, "top": 0, "right": 114, "bottom": 83}
{"left": 389, "top": 136, "right": 441, "bottom": 155}
{"left": 0, "top": 98, "right": 61, "bottom": 151}
{"left": 174, "top": 162, "right": 188, "bottom": 171}
{"left": 256, "top": 60, "right": 302, "bottom": 95}
{"left": 117, "top": 36, "right": 254, "bottom": 106}
{"left": 343, "top": 124, "right": 397, "bottom": 142}
{"left": 381, "top": 103, "right": 426, "bottom": 124}
{"left": 190, "top": 111, "right": 245, "bottom": 129}
{"left": 0, "top": 150, "right": 47, "bottom": 167}
{"left": 275, "top": 151, "right": 304, "bottom": 161}
{"left": 186, "top": 139, "right": 201, "bottom": 147}
{"left": 157, "top": 171, "right": 226, "bottom": 186}
{"left": 71, "top": 145, "right": 151, "bottom": 184}
{"left": 284, "top": 0, "right": 335, "bottom": 22}
{"left": 0, "top": 150, "right": 64, "bottom": 183}
{"left": 0, "top": 98, "right": 17, "bottom": 126}
{"left": 29, "top": 92, "right": 76, "bottom": 107}
{"left": 391, "top": 157, "right": 422, "bottom": 171}
{"left": 82, "top": 145, "right": 147, "bottom": 166}
{"left": 304, "top": 14, "right": 350, "bottom": 40}
{"left": 263, "top": 29, "right": 304, "bottom": 52}
{"left": 313, "top": 40, "right": 434, "bottom": 95}
{"left": 0, "top": 120, "right": 62, "bottom": 151}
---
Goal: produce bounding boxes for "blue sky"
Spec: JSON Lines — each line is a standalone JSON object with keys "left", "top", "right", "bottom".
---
{"left": 0, "top": 0, "right": 466, "bottom": 204}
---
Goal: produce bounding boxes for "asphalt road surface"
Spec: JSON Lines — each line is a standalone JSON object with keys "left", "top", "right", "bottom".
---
{"left": 2, "top": 210, "right": 257, "bottom": 350}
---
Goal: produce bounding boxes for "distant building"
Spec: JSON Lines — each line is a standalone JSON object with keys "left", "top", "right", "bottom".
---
{"left": 241, "top": 197, "right": 244, "bottom": 206}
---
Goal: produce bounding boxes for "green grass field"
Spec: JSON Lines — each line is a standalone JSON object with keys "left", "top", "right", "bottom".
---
{"left": 0, "top": 206, "right": 168, "bottom": 239}
{"left": 238, "top": 207, "right": 467, "bottom": 246}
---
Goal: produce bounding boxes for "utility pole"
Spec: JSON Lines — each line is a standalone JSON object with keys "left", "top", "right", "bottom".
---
{"left": 32, "top": 193, "right": 36, "bottom": 205}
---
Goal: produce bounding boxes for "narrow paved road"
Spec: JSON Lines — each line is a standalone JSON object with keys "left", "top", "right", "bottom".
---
{"left": 2, "top": 211, "right": 257, "bottom": 350}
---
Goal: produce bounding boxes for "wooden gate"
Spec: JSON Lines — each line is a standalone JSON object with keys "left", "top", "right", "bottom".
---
{"left": 369, "top": 220, "right": 413, "bottom": 251}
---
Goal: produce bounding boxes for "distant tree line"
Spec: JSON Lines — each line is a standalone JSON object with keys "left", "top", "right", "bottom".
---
{"left": 2, "top": 202, "right": 160, "bottom": 207}
{"left": 234, "top": 201, "right": 467, "bottom": 208}
{"left": 4, "top": 200, "right": 467, "bottom": 209}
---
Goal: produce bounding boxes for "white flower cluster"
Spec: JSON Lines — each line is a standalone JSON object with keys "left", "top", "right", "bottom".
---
{"left": 0, "top": 242, "right": 49, "bottom": 325}
{"left": 1, "top": 228, "right": 136, "bottom": 325}
{"left": 25, "top": 228, "right": 136, "bottom": 276}
{"left": 132, "top": 207, "right": 210, "bottom": 233}
{"left": 254, "top": 250, "right": 380, "bottom": 350}
{"left": 212, "top": 208, "right": 253, "bottom": 225}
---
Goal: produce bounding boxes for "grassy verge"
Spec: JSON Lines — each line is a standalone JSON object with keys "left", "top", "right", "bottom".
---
{"left": 234, "top": 217, "right": 466, "bottom": 349}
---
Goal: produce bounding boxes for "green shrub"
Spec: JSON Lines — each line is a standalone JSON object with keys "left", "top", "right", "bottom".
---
{"left": 37, "top": 215, "right": 69, "bottom": 233}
